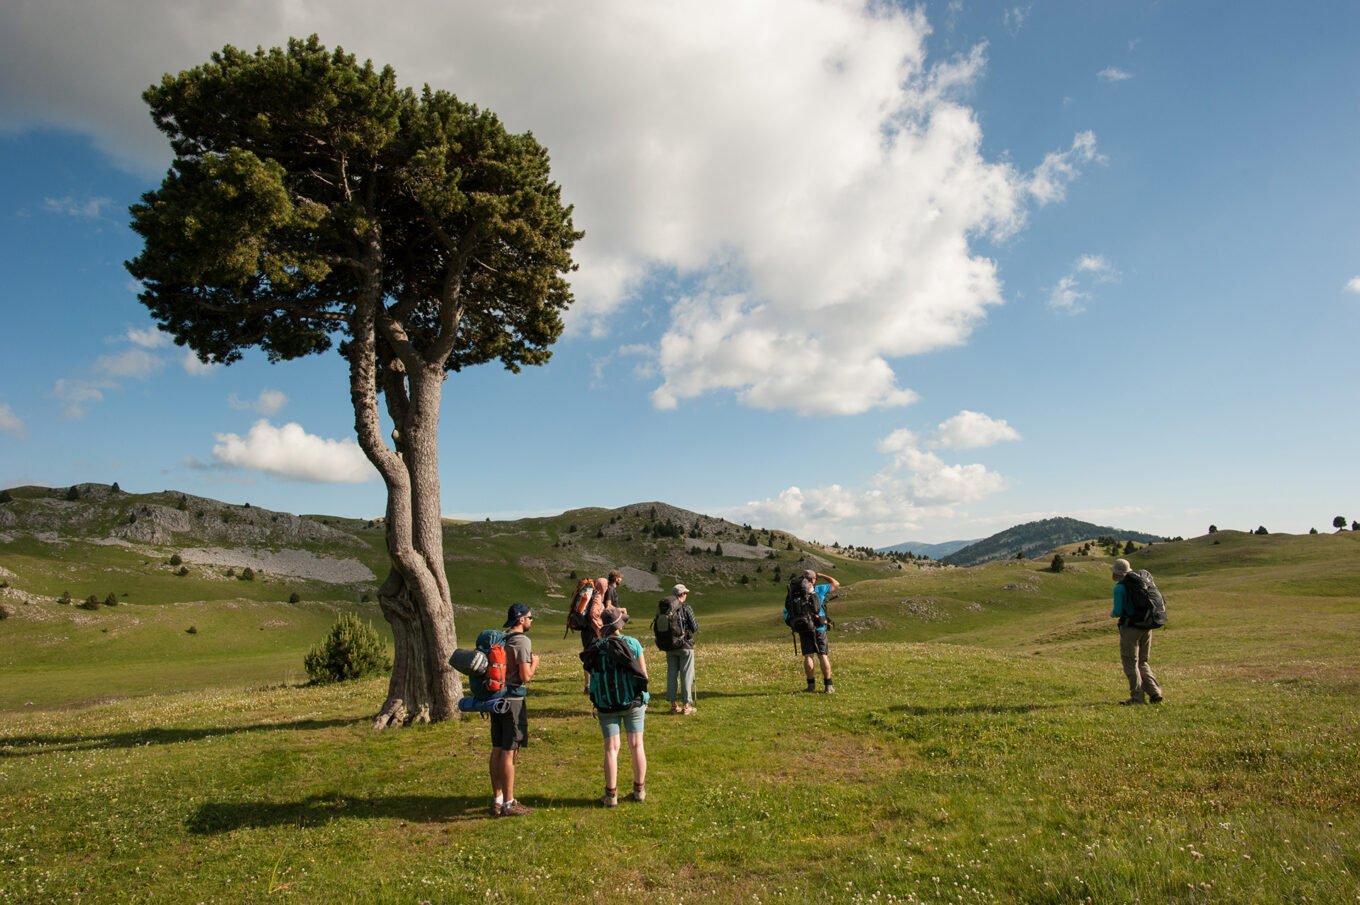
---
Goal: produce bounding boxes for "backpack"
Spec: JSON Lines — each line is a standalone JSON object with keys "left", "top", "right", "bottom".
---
{"left": 652, "top": 598, "right": 686, "bottom": 652}
{"left": 784, "top": 576, "right": 822, "bottom": 634}
{"left": 1122, "top": 570, "right": 1168, "bottom": 630}
{"left": 564, "top": 578, "right": 595, "bottom": 633}
{"left": 581, "top": 636, "right": 648, "bottom": 713}
{"left": 466, "top": 629, "right": 509, "bottom": 701}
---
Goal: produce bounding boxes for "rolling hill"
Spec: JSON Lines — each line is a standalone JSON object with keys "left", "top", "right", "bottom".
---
{"left": 942, "top": 516, "right": 1165, "bottom": 566}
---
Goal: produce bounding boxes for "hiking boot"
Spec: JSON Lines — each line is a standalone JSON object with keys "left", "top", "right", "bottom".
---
{"left": 598, "top": 793, "right": 618, "bottom": 808}
{"left": 1118, "top": 698, "right": 1145, "bottom": 706}
{"left": 499, "top": 800, "right": 533, "bottom": 817}
{"left": 803, "top": 684, "right": 817, "bottom": 693}
{"left": 824, "top": 684, "right": 835, "bottom": 694}
{"left": 489, "top": 802, "right": 502, "bottom": 817}
{"left": 625, "top": 783, "right": 646, "bottom": 803}
{"left": 670, "top": 702, "right": 682, "bottom": 714}
{"left": 682, "top": 704, "right": 696, "bottom": 715}
{"left": 1148, "top": 695, "right": 1164, "bottom": 704}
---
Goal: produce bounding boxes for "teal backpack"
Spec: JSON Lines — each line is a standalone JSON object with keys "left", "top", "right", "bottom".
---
{"left": 583, "top": 637, "right": 648, "bottom": 713}
{"left": 466, "top": 629, "right": 508, "bottom": 702}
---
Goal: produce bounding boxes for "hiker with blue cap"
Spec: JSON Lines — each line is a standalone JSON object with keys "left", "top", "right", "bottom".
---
{"left": 489, "top": 603, "right": 539, "bottom": 817}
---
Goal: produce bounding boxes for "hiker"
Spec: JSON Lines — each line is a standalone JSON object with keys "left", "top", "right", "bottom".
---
{"left": 1111, "top": 558, "right": 1164, "bottom": 705}
{"left": 583, "top": 570, "right": 624, "bottom": 648}
{"left": 655, "top": 583, "right": 699, "bottom": 714}
{"left": 784, "top": 568, "right": 838, "bottom": 694}
{"left": 490, "top": 603, "right": 540, "bottom": 817}
{"left": 583, "top": 605, "right": 649, "bottom": 807}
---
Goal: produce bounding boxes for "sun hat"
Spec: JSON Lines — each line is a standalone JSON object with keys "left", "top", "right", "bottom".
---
{"left": 1111, "top": 559, "right": 1132, "bottom": 578}
{"left": 601, "top": 606, "right": 629, "bottom": 633}
{"left": 673, "top": 583, "right": 689, "bottom": 596}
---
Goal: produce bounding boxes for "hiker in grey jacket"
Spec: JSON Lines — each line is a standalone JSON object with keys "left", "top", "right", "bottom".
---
{"left": 661, "top": 584, "right": 699, "bottom": 715}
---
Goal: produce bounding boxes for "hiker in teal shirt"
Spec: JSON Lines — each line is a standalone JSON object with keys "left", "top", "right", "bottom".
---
{"left": 586, "top": 606, "right": 649, "bottom": 807}
{"left": 1111, "top": 558, "right": 1164, "bottom": 705}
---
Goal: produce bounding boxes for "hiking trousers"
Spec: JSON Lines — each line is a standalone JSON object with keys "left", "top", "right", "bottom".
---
{"left": 666, "top": 648, "right": 695, "bottom": 705}
{"left": 1118, "top": 625, "right": 1163, "bottom": 702}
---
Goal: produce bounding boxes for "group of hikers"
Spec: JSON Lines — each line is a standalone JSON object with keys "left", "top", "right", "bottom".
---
{"left": 470, "top": 558, "right": 1167, "bottom": 817}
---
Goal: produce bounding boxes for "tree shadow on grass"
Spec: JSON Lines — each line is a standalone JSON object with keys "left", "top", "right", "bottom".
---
{"left": 188, "top": 792, "right": 604, "bottom": 833}
{"left": 0, "top": 718, "right": 357, "bottom": 758}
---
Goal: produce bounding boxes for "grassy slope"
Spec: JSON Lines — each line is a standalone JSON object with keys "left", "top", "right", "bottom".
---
{"left": 1, "top": 529, "right": 1358, "bottom": 901}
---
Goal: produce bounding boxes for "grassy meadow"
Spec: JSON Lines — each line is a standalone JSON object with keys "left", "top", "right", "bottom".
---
{"left": 2, "top": 521, "right": 1359, "bottom": 902}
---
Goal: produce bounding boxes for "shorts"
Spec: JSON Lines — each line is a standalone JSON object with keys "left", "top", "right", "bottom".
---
{"left": 597, "top": 704, "right": 646, "bottom": 738}
{"left": 798, "top": 630, "right": 829, "bottom": 657}
{"left": 490, "top": 697, "right": 527, "bottom": 750}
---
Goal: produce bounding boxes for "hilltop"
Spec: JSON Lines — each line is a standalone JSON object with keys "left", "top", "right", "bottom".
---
{"left": 942, "top": 516, "right": 1165, "bottom": 566}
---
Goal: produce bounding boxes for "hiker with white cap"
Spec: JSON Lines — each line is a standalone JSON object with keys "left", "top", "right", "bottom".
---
{"left": 1110, "top": 558, "right": 1166, "bottom": 705}
{"left": 653, "top": 583, "right": 699, "bottom": 714}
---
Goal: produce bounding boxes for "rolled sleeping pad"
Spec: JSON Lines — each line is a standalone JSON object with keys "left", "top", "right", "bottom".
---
{"left": 457, "top": 696, "right": 511, "bottom": 715}
{"left": 449, "top": 647, "right": 488, "bottom": 676}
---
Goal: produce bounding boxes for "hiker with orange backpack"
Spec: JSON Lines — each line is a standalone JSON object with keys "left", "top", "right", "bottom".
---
{"left": 489, "top": 603, "right": 539, "bottom": 817}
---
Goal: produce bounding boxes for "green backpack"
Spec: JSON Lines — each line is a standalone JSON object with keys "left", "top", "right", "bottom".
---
{"left": 582, "top": 637, "right": 649, "bottom": 713}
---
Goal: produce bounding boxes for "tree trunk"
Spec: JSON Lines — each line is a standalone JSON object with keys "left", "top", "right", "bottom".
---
{"left": 370, "top": 368, "right": 462, "bottom": 729}
{"left": 346, "top": 255, "right": 462, "bottom": 730}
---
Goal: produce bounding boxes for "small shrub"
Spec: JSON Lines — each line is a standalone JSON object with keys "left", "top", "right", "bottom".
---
{"left": 186, "top": 625, "right": 198, "bottom": 635}
{"left": 0, "top": 489, "right": 13, "bottom": 504}
{"left": 225, "top": 567, "right": 236, "bottom": 577}
{"left": 65, "top": 486, "right": 81, "bottom": 501}
{"left": 177, "top": 565, "right": 190, "bottom": 576}
{"left": 80, "top": 595, "right": 101, "bottom": 610}
{"left": 288, "top": 592, "right": 301, "bottom": 604}
{"left": 169, "top": 553, "right": 182, "bottom": 566}
{"left": 650, "top": 561, "right": 658, "bottom": 572}
{"left": 57, "top": 590, "right": 71, "bottom": 605}
{"left": 240, "top": 567, "right": 256, "bottom": 581}
{"left": 360, "top": 593, "right": 371, "bottom": 603}
{"left": 304, "top": 613, "right": 391, "bottom": 683}
{"left": 1050, "top": 554, "right": 1065, "bottom": 573}
{"left": 104, "top": 592, "right": 118, "bottom": 607}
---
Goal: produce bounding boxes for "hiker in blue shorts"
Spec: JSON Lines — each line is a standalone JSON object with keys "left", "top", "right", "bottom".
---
{"left": 583, "top": 606, "right": 649, "bottom": 807}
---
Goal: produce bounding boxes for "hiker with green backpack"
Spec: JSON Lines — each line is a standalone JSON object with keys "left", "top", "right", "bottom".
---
{"left": 581, "top": 605, "right": 650, "bottom": 807}
{"left": 1110, "top": 558, "right": 1167, "bottom": 705}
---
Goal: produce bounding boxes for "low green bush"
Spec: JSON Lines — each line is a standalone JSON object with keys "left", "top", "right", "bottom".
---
{"left": 303, "top": 613, "right": 391, "bottom": 684}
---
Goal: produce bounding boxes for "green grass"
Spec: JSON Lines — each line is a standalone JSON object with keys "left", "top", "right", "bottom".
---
{"left": 2, "top": 523, "right": 1359, "bottom": 901}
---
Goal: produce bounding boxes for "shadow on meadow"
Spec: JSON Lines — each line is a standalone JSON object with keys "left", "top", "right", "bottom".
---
{"left": 887, "top": 702, "right": 1086, "bottom": 716}
{"left": 0, "top": 717, "right": 356, "bottom": 758}
{"left": 187, "top": 791, "right": 607, "bottom": 833}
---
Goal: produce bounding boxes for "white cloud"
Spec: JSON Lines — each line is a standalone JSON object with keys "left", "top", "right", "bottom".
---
{"left": 0, "top": 2, "right": 1100, "bottom": 417}
{"left": 229, "top": 389, "right": 288, "bottom": 416}
{"left": 41, "top": 195, "right": 112, "bottom": 219}
{"left": 932, "top": 410, "right": 1021, "bottom": 449}
{"left": 1345, "top": 276, "right": 1360, "bottom": 295}
{"left": 181, "top": 350, "right": 218, "bottom": 377}
{"left": 1003, "top": 5, "right": 1033, "bottom": 35}
{"left": 0, "top": 402, "right": 25, "bottom": 437}
{"left": 729, "top": 422, "right": 1009, "bottom": 543}
{"left": 125, "top": 326, "right": 171, "bottom": 349}
{"left": 1098, "top": 67, "right": 1133, "bottom": 82}
{"left": 93, "top": 347, "right": 163, "bottom": 379}
{"left": 211, "top": 420, "right": 376, "bottom": 483}
{"left": 53, "top": 377, "right": 112, "bottom": 419}
{"left": 1028, "top": 131, "right": 1104, "bottom": 206}
{"left": 1049, "top": 253, "right": 1118, "bottom": 314}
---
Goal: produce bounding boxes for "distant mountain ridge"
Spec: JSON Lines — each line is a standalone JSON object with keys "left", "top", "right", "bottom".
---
{"left": 876, "top": 539, "right": 979, "bottom": 559}
{"left": 942, "top": 517, "right": 1164, "bottom": 567}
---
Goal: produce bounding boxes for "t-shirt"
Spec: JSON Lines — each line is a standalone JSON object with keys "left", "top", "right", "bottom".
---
{"left": 504, "top": 631, "right": 533, "bottom": 698}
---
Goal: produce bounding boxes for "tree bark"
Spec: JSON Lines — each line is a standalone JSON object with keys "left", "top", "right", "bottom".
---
{"left": 346, "top": 244, "right": 462, "bottom": 730}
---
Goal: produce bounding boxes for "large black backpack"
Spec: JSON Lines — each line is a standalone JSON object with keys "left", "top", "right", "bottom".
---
{"left": 1122, "top": 570, "right": 1168, "bottom": 630}
{"left": 784, "top": 576, "right": 821, "bottom": 634}
{"left": 652, "top": 598, "right": 686, "bottom": 652}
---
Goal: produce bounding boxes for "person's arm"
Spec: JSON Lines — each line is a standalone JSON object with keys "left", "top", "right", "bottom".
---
{"left": 814, "top": 572, "right": 839, "bottom": 590}
{"left": 684, "top": 604, "right": 698, "bottom": 635}
{"left": 517, "top": 651, "right": 540, "bottom": 684}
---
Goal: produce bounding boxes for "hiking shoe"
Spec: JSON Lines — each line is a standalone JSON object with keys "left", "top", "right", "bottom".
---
{"left": 625, "top": 784, "right": 646, "bottom": 803}
{"left": 489, "top": 802, "right": 502, "bottom": 817}
{"left": 824, "top": 684, "right": 835, "bottom": 694}
{"left": 1148, "top": 695, "right": 1164, "bottom": 704}
{"left": 499, "top": 800, "right": 533, "bottom": 817}
{"left": 670, "top": 703, "right": 682, "bottom": 714}
{"left": 598, "top": 794, "right": 618, "bottom": 808}
{"left": 803, "top": 685, "right": 817, "bottom": 693}
{"left": 1118, "top": 698, "right": 1145, "bottom": 706}
{"left": 682, "top": 704, "right": 696, "bottom": 715}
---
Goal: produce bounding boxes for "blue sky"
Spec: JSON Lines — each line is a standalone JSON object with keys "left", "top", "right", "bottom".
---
{"left": 1, "top": 1, "right": 1357, "bottom": 545}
